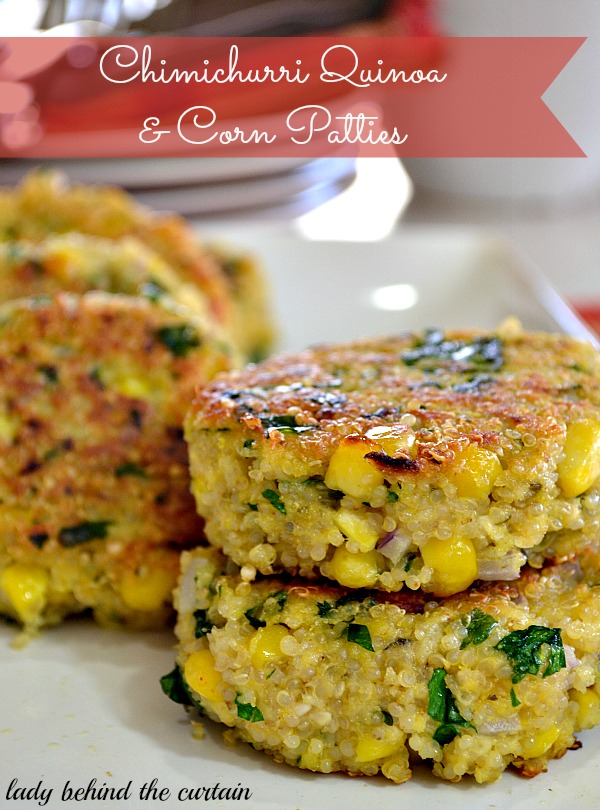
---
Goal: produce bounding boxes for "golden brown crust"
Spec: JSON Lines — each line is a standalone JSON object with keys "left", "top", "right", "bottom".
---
{"left": 185, "top": 328, "right": 600, "bottom": 591}
{"left": 0, "top": 291, "right": 233, "bottom": 634}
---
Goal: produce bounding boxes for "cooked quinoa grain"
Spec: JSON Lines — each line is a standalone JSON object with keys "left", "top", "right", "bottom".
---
{"left": 0, "top": 291, "right": 233, "bottom": 638}
{"left": 168, "top": 546, "right": 600, "bottom": 784}
{"left": 185, "top": 327, "right": 600, "bottom": 595}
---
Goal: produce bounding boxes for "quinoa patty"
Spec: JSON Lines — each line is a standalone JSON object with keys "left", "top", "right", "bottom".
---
{"left": 0, "top": 291, "right": 232, "bottom": 637}
{"left": 165, "top": 545, "right": 600, "bottom": 785}
{"left": 0, "top": 171, "right": 274, "bottom": 362}
{"left": 0, "top": 233, "right": 221, "bottom": 330}
{"left": 185, "top": 325, "right": 600, "bottom": 595}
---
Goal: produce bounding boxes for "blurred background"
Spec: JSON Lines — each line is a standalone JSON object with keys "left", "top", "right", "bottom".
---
{"left": 0, "top": 0, "right": 598, "bottom": 335}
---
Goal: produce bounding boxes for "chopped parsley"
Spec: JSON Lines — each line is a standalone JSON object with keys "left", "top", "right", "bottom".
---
{"left": 460, "top": 608, "right": 498, "bottom": 649}
{"left": 510, "top": 687, "right": 521, "bottom": 707}
{"left": 155, "top": 324, "right": 201, "bottom": 357}
{"left": 37, "top": 364, "right": 59, "bottom": 385}
{"left": 160, "top": 666, "right": 195, "bottom": 707}
{"left": 427, "top": 668, "right": 475, "bottom": 745}
{"left": 235, "top": 695, "right": 264, "bottom": 722}
{"left": 245, "top": 590, "right": 287, "bottom": 628}
{"left": 244, "top": 605, "right": 267, "bottom": 629}
{"left": 259, "top": 414, "right": 315, "bottom": 435}
{"left": 386, "top": 490, "right": 399, "bottom": 504}
{"left": 345, "top": 623, "right": 374, "bottom": 652}
{"left": 404, "top": 553, "right": 416, "bottom": 572}
{"left": 402, "top": 330, "right": 504, "bottom": 374}
{"left": 28, "top": 531, "right": 49, "bottom": 549}
{"left": 58, "top": 520, "right": 111, "bottom": 547}
{"left": 248, "top": 503, "right": 258, "bottom": 511}
{"left": 115, "top": 462, "right": 147, "bottom": 478}
{"left": 381, "top": 709, "right": 394, "bottom": 726}
{"left": 269, "top": 590, "right": 288, "bottom": 611}
{"left": 192, "top": 609, "right": 213, "bottom": 639}
{"left": 262, "top": 489, "right": 286, "bottom": 514}
{"left": 494, "top": 625, "right": 566, "bottom": 683}
{"left": 317, "top": 600, "right": 333, "bottom": 618}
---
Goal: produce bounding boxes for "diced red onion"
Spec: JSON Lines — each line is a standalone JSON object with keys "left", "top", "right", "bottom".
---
{"left": 377, "top": 531, "right": 411, "bottom": 565}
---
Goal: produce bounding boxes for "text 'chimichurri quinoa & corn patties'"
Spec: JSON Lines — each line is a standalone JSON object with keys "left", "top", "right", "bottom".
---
{"left": 185, "top": 324, "right": 600, "bottom": 596}
{"left": 163, "top": 545, "right": 600, "bottom": 784}
{"left": 0, "top": 291, "right": 233, "bottom": 637}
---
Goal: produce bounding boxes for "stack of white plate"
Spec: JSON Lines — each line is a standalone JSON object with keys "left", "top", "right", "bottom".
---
{"left": 0, "top": 157, "right": 357, "bottom": 219}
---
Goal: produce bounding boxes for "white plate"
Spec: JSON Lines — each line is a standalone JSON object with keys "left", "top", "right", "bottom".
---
{"left": 2, "top": 229, "right": 598, "bottom": 810}
{"left": 0, "top": 157, "right": 315, "bottom": 189}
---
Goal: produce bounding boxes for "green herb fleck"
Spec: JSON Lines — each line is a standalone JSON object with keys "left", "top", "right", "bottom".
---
{"left": 43, "top": 438, "right": 73, "bottom": 462}
{"left": 245, "top": 605, "right": 266, "bottom": 629}
{"left": 37, "top": 364, "right": 59, "bottom": 385}
{"left": 427, "top": 668, "right": 475, "bottom": 745}
{"left": 345, "top": 623, "right": 374, "bottom": 652}
{"left": 262, "top": 489, "right": 286, "bottom": 514}
{"left": 494, "top": 625, "right": 566, "bottom": 683}
{"left": 386, "top": 490, "right": 399, "bottom": 503}
{"left": 235, "top": 695, "right": 264, "bottom": 723}
{"left": 193, "top": 608, "right": 213, "bottom": 639}
{"left": 58, "top": 520, "right": 111, "bottom": 547}
{"left": 317, "top": 600, "right": 333, "bottom": 618}
{"left": 404, "top": 553, "right": 416, "bottom": 572}
{"left": 268, "top": 590, "right": 288, "bottom": 611}
{"left": 160, "top": 666, "right": 195, "bottom": 707}
{"left": 248, "top": 503, "right": 258, "bottom": 511}
{"left": 402, "top": 330, "right": 504, "bottom": 373}
{"left": 155, "top": 324, "right": 201, "bottom": 357}
{"left": 510, "top": 687, "right": 521, "bottom": 707}
{"left": 139, "top": 280, "right": 166, "bottom": 302}
{"left": 460, "top": 608, "right": 498, "bottom": 649}
{"left": 88, "top": 365, "right": 104, "bottom": 388}
{"left": 243, "top": 439, "right": 255, "bottom": 449}
{"left": 381, "top": 709, "right": 394, "bottom": 726}
{"left": 28, "top": 531, "right": 49, "bottom": 549}
{"left": 259, "top": 414, "right": 315, "bottom": 435}
{"left": 115, "top": 462, "right": 147, "bottom": 478}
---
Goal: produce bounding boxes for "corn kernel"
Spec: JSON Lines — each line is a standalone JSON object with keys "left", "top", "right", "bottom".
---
{"left": 0, "top": 563, "right": 49, "bottom": 624}
{"left": 119, "top": 568, "right": 176, "bottom": 612}
{"left": 450, "top": 444, "right": 502, "bottom": 499}
{"left": 421, "top": 536, "right": 478, "bottom": 596}
{"left": 355, "top": 728, "right": 403, "bottom": 763}
{"left": 521, "top": 724, "right": 560, "bottom": 759}
{"left": 330, "top": 546, "right": 379, "bottom": 588}
{"left": 557, "top": 420, "right": 600, "bottom": 498}
{"left": 334, "top": 510, "right": 379, "bottom": 552}
{"left": 300, "top": 750, "right": 323, "bottom": 771}
{"left": 184, "top": 649, "right": 223, "bottom": 703}
{"left": 248, "top": 624, "right": 289, "bottom": 669}
{"left": 573, "top": 688, "right": 600, "bottom": 730}
{"left": 325, "top": 435, "right": 384, "bottom": 500}
{"left": 0, "top": 411, "right": 18, "bottom": 443}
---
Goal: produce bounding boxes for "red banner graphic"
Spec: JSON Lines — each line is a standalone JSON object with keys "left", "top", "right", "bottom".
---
{"left": 0, "top": 36, "right": 586, "bottom": 158}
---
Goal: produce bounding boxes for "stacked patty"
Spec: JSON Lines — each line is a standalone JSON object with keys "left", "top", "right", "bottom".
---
{"left": 168, "top": 546, "right": 600, "bottom": 785}
{"left": 184, "top": 325, "right": 600, "bottom": 594}
{"left": 167, "top": 322, "right": 600, "bottom": 784}
{"left": 0, "top": 292, "right": 232, "bottom": 636}
{"left": 0, "top": 172, "right": 275, "bottom": 638}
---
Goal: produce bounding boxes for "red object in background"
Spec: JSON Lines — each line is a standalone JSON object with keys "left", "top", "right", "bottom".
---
{"left": 573, "top": 304, "right": 600, "bottom": 337}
